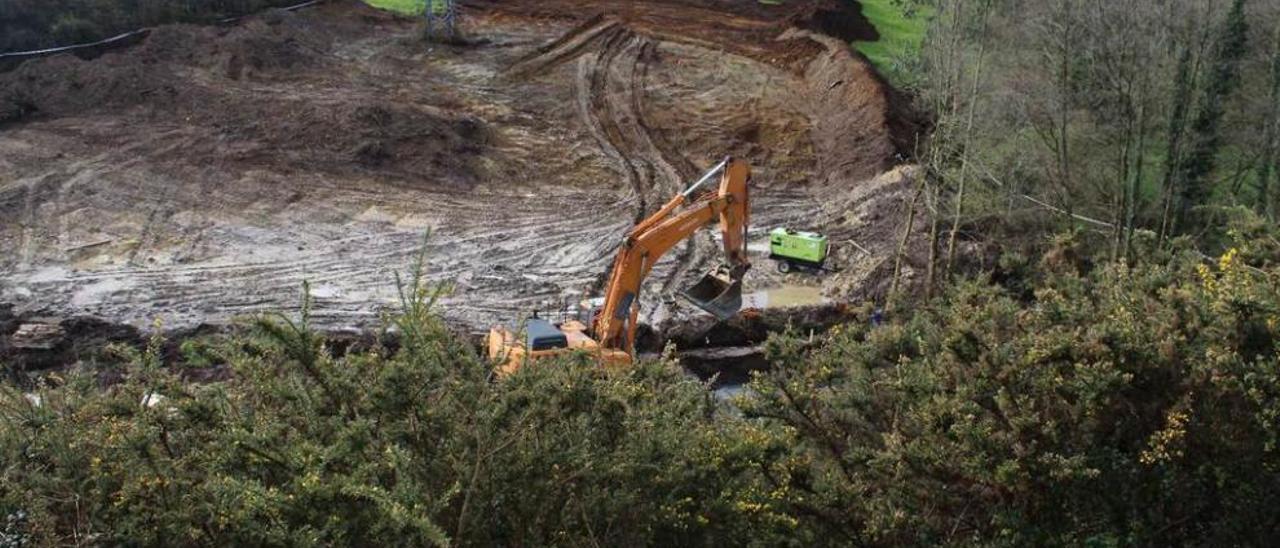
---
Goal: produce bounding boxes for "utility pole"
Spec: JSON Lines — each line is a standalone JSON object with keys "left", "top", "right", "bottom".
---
{"left": 423, "top": 0, "right": 458, "bottom": 42}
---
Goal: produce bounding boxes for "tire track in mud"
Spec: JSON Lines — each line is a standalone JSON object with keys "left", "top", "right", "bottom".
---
{"left": 624, "top": 39, "right": 721, "bottom": 318}
{"left": 557, "top": 26, "right": 714, "bottom": 317}
{"left": 1, "top": 19, "right": 646, "bottom": 330}
{"left": 507, "top": 14, "right": 620, "bottom": 79}
{"left": 6, "top": 184, "right": 635, "bottom": 328}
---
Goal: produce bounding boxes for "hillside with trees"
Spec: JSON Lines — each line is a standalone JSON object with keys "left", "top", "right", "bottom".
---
{"left": 903, "top": 0, "right": 1280, "bottom": 276}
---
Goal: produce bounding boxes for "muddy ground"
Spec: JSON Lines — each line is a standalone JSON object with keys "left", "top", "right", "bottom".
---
{"left": 0, "top": 0, "right": 927, "bottom": 361}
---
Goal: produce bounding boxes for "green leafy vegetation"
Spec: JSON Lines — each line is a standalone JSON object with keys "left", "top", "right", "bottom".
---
{"left": 363, "top": 0, "right": 420, "bottom": 16}
{"left": 4, "top": 0, "right": 1280, "bottom": 545}
{"left": 362, "top": 0, "right": 447, "bottom": 17}
{"left": 0, "top": 262, "right": 788, "bottom": 546}
{"left": 748, "top": 221, "right": 1280, "bottom": 544}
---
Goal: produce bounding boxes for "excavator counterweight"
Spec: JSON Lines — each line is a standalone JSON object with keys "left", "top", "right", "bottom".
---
{"left": 488, "top": 157, "right": 752, "bottom": 374}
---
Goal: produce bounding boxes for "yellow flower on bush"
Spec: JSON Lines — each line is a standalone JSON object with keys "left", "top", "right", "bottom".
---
{"left": 1197, "top": 264, "right": 1214, "bottom": 290}
{"left": 1219, "top": 247, "right": 1238, "bottom": 271}
{"left": 1140, "top": 409, "right": 1189, "bottom": 465}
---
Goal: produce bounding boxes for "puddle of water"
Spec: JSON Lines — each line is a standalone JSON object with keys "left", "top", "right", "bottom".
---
{"left": 713, "top": 383, "right": 752, "bottom": 402}
{"left": 645, "top": 285, "right": 827, "bottom": 325}
{"left": 741, "top": 285, "right": 826, "bottom": 309}
{"left": 746, "top": 240, "right": 771, "bottom": 254}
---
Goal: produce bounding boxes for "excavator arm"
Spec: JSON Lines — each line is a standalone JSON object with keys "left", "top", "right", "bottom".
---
{"left": 593, "top": 157, "right": 751, "bottom": 352}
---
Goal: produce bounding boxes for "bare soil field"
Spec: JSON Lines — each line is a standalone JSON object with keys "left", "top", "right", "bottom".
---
{"left": 0, "top": 0, "right": 924, "bottom": 342}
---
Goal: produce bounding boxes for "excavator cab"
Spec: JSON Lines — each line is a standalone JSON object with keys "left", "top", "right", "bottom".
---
{"left": 680, "top": 264, "right": 745, "bottom": 320}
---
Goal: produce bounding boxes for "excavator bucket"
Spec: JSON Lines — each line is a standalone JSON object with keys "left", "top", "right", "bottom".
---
{"left": 680, "top": 268, "right": 744, "bottom": 320}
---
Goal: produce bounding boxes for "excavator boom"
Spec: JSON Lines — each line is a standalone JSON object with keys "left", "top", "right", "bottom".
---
{"left": 488, "top": 157, "right": 751, "bottom": 374}
{"left": 594, "top": 158, "right": 750, "bottom": 352}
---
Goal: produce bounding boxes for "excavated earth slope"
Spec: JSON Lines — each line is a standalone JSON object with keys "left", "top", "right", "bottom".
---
{"left": 0, "top": 0, "right": 925, "bottom": 339}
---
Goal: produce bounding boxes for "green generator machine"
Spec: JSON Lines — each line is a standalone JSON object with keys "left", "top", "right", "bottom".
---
{"left": 769, "top": 228, "right": 830, "bottom": 273}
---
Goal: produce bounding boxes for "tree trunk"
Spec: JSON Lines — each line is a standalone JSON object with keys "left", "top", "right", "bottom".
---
{"left": 1258, "top": 23, "right": 1280, "bottom": 219}
{"left": 945, "top": 2, "right": 993, "bottom": 276}
{"left": 1172, "top": 0, "right": 1250, "bottom": 234}
{"left": 891, "top": 181, "right": 923, "bottom": 299}
{"left": 1126, "top": 93, "right": 1150, "bottom": 256}
{"left": 1160, "top": 47, "right": 1195, "bottom": 241}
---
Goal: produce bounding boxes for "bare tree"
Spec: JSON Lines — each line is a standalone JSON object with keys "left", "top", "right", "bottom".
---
{"left": 943, "top": 0, "right": 995, "bottom": 276}
{"left": 1257, "top": 22, "right": 1280, "bottom": 219}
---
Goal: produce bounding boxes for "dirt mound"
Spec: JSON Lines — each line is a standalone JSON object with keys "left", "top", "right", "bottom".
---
{"left": 244, "top": 99, "right": 483, "bottom": 180}
{"left": 142, "top": 19, "right": 325, "bottom": 78}
{"left": 655, "top": 302, "right": 860, "bottom": 350}
{"left": 0, "top": 7, "right": 347, "bottom": 121}
{"left": 180, "top": 98, "right": 489, "bottom": 182}
{"left": 0, "top": 4, "right": 487, "bottom": 181}
{"left": 0, "top": 52, "right": 181, "bottom": 121}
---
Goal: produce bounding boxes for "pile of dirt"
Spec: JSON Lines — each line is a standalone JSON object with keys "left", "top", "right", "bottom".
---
{"left": 0, "top": 93, "right": 36, "bottom": 126}
{"left": 654, "top": 301, "right": 863, "bottom": 351}
{"left": 0, "top": 52, "right": 181, "bottom": 122}
{"left": 1, "top": 314, "right": 143, "bottom": 376}
{"left": 0, "top": 7, "right": 366, "bottom": 121}
{"left": 0, "top": 5, "right": 488, "bottom": 181}
{"left": 190, "top": 98, "right": 490, "bottom": 183}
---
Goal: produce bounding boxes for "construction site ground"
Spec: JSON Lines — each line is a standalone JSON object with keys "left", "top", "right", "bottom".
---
{"left": 0, "top": 0, "right": 925, "bottom": 353}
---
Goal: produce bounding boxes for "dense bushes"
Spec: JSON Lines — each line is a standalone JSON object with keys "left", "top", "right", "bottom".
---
{"left": 3, "top": 229, "right": 1280, "bottom": 545}
{"left": 746, "top": 230, "right": 1280, "bottom": 545}
{"left": 0, "top": 271, "right": 786, "bottom": 546}
{"left": 0, "top": 0, "right": 306, "bottom": 52}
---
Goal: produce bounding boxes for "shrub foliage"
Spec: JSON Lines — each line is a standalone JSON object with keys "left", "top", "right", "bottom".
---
{"left": 745, "top": 232, "right": 1280, "bottom": 545}
{"left": 0, "top": 271, "right": 784, "bottom": 546}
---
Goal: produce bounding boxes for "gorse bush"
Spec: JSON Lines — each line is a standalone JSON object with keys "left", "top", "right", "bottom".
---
{"left": 744, "top": 229, "right": 1280, "bottom": 545}
{"left": 3, "top": 224, "right": 1280, "bottom": 546}
{"left": 0, "top": 261, "right": 785, "bottom": 546}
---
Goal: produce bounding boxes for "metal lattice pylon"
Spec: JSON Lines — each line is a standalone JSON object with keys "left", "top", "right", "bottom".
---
{"left": 423, "top": 0, "right": 458, "bottom": 41}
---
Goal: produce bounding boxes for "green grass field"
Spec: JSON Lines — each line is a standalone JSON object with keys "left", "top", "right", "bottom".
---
{"left": 364, "top": 0, "right": 434, "bottom": 15}
{"left": 853, "top": 0, "right": 933, "bottom": 86}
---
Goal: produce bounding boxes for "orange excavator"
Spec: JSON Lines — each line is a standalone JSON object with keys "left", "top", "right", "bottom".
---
{"left": 488, "top": 157, "right": 751, "bottom": 374}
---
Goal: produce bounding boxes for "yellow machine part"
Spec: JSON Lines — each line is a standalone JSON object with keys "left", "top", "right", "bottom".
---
{"left": 488, "top": 320, "right": 632, "bottom": 376}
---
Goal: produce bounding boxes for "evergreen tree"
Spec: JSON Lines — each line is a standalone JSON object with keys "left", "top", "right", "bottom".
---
{"left": 1161, "top": 47, "right": 1195, "bottom": 238}
{"left": 1174, "top": 0, "right": 1250, "bottom": 232}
